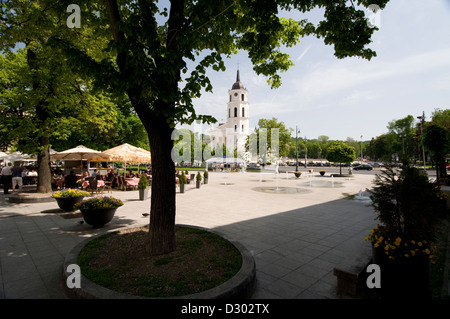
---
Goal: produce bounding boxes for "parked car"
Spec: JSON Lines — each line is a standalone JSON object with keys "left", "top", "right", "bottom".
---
{"left": 353, "top": 164, "right": 373, "bottom": 170}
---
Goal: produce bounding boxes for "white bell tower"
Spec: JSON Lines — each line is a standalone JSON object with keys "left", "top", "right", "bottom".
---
{"left": 226, "top": 69, "right": 250, "bottom": 154}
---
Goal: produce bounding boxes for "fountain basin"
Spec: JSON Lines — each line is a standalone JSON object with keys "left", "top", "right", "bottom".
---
{"left": 252, "top": 187, "right": 311, "bottom": 194}
{"left": 298, "top": 180, "right": 345, "bottom": 188}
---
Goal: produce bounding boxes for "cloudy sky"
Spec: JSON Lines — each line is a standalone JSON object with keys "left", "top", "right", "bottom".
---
{"left": 186, "top": 0, "right": 450, "bottom": 141}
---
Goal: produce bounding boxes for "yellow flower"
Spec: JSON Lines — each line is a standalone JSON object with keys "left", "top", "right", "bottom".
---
{"left": 424, "top": 248, "right": 431, "bottom": 255}
{"left": 418, "top": 242, "right": 423, "bottom": 247}
{"left": 374, "top": 242, "right": 379, "bottom": 248}
{"left": 411, "top": 240, "right": 415, "bottom": 245}
{"left": 394, "top": 237, "right": 402, "bottom": 246}
{"left": 404, "top": 254, "right": 409, "bottom": 257}
{"left": 410, "top": 250, "right": 415, "bottom": 256}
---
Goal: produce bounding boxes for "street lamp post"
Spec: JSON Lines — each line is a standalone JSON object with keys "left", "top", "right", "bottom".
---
{"left": 304, "top": 136, "right": 307, "bottom": 169}
{"left": 360, "top": 135, "right": 363, "bottom": 160}
{"left": 295, "top": 126, "right": 300, "bottom": 172}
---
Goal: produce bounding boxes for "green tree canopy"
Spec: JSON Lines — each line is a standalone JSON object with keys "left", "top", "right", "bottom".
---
{"left": 431, "top": 108, "right": 450, "bottom": 131}
{"left": 387, "top": 114, "right": 416, "bottom": 162}
{"left": 246, "top": 117, "right": 293, "bottom": 161}
{"left": 0, "top": 46, "right": 121, "bottom": 191}
{"left": 326, "top": 141, "right": 356, "bottom": 175}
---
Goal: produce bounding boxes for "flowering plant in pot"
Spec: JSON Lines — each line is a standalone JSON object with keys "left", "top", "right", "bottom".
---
{"left": 52, "top": 188, "right": 90, "bottom": 198}
{"left": 75, "top": 196, "right": 124, "bottom": 227}
{"left": 365, "top": 165, "right": 442, "bottom": 298}
{"left": 52, "top": 188, "right": 90, "bottom": 212}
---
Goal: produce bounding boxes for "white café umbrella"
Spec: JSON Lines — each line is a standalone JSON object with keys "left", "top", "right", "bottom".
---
{"left": 0, "top": 152, "right": 34, "bottom": 163}
{"left": 51, "top": 145, "right": 111, "bottom": 171}
{"left": 101, "top": 143, "right": 151, "bottom": 163}
{"left": 98, "top": 143, "right": 151, "bottom": 176}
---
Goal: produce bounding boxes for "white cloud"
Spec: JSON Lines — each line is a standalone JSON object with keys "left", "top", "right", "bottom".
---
{"left": 291, "top": 47, "right": 450, "bottom": 103}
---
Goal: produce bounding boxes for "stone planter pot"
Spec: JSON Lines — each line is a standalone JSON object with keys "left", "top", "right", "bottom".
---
{"left": 196, "top": 180, "right": 201, "bottom": 188}
{"left": 372, "top": 246, "right": 431, "bottom": 299}
{"left": 80, "top": 208, "right": 117, "bottom": 228}
{"left": 204, "top": 177, "right": 208, "bottom": 184}
{"left": 55, "top": 196, "right": 85, "bottom": 212}
{"left": 180, "top": 183, "right": 185, "bottom": 193}
{"left": 139, "top": 188, "right": 148, "bottom": 201}
{"left": 294, "top": 172, "right": 301, "bottom": 178}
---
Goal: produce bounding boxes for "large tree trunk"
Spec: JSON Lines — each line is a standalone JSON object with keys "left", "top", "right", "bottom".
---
{"left": 145, "top": 114, "right": 177, "bottom": 255}
{"left": 36, "top": 136, "right": 52, "bottom": 193}
{"left": 27, "top": 47, "right": 53, "bottom": 193}
{"left": 104, "top": 0, "right": 184, "bottom": 255}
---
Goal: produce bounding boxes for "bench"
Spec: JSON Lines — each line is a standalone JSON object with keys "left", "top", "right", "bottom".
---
{"left": 333, "top": 241, "right": 373, "bottom": 297}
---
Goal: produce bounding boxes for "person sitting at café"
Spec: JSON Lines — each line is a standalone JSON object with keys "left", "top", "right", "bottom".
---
{"left": 91, "top": 169, "right": 99, "bottom": 179}
{"left": 106, "top": 169, "right": 114, "bottom": 180}
{"left": 27, "top": 169, "right": 38, "bottom": 176}
{"left": 65, "top": 171, "right": 78, "bottom": 189}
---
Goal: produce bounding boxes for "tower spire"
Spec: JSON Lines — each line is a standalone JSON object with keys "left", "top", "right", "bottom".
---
{"left": 232, "top": 68, "right": 244, "bottom": 90}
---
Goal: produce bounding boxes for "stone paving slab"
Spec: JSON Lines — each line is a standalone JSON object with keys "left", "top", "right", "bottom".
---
{"left": 0, "top": 171, "right": 379, "bottom": 299}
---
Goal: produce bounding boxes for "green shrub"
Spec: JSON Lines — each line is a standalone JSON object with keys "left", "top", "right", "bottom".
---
{"left": 138, "top": 174, "right": 149, "bottom": 189}
{"left": 179, "top": 172, "right": 187, "bottom": 184}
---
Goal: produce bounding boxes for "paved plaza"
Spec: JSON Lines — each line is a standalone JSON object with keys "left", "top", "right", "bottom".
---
{"left": 0, "top": 171, "right": 383, "bottom": 299}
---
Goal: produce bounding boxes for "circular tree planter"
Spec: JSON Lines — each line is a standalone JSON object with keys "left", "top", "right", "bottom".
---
{"left": 80, "top": 208, "right": 117, "bottom": 228}
{"left": 55, "top": 197, "right": 85, "bottom": 212}
{"left": 62, "top": 225, "right": 256, "bottom": 299}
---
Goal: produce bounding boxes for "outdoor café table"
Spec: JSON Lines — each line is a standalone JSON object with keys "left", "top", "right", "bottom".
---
{"left": 125, "top": 178, "right": 139, "bottom": 186}
{"left": 81, "top": 180, "right": 105, "bottom": 188}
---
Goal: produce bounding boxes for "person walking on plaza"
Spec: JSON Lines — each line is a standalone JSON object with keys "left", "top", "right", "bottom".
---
{"left": 11, "top": 162, "right": 24, "bottom": 193}
{"left": 2, "top": 162, "right": 13, "bottom": 194}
